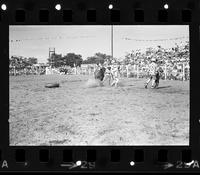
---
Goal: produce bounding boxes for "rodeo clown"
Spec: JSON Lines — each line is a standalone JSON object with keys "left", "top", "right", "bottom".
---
{"left": 145, "top": 57, "right": 159, "bottom": 89}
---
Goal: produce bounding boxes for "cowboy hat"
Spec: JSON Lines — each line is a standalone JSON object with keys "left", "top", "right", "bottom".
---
{"left": 151, "top": 58, "right": 157, "bottom": 62}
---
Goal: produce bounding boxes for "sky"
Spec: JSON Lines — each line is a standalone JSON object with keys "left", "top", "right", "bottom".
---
{"left": 9, "top": 25, "right": 189, "bottom": 63}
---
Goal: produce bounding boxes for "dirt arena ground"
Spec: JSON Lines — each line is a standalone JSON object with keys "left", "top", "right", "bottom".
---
{"left": 9, "top": 74, "right": 189, "bottom": 146}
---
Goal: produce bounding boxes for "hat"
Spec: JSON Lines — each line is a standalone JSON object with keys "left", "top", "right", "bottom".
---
{"left": 151, "top": 58, "right": 156, "bottom": 62}
{"left": 111, "top": 60, "right": 116, "bottom": 64}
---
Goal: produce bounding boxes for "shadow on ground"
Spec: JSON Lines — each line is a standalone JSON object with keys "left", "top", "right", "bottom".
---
{"left": 157, "top": 86, "right": 171, "bottom": 89}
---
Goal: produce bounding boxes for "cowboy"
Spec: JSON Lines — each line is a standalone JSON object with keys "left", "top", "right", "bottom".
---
{"left": 154, "top": 67, "right": 162, "bottom": 88}
{"left": 145, "top": 58, "right": 159, "bottom": 89}
{"left": 111, "top": 64, "right": 121, "bottom": 87}
{"left": 102, "top": 63, "right": 113, "bottom": 85}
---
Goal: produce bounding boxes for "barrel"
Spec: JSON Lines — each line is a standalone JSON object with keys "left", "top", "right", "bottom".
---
{"left": 45, "top": 83, "right": 60, "bottom": 88}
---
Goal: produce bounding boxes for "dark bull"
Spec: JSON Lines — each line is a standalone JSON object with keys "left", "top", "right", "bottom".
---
{"left": 94, "top": 67, "right": 106, "bottom": 81}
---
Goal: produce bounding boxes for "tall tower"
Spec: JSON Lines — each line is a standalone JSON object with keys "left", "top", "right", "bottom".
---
{"left": 49, "top": 47, "right": 55, "bottom": 67}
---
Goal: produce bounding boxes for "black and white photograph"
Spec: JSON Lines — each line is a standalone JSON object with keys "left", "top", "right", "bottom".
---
{"left": 9, "top": 25, "right": 189, "bottom": 146}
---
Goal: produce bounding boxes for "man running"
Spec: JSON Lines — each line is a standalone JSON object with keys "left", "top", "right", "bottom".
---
{"left": 154, "top": 66, "right": 163, "bottom": 88}
{"left": 145, "top": 58, "right": 159, "bottom": 89}
{"left": 111, "top": 65, "right": 121, "bottom": 87}
{"left": 103, "top": 65, "right": 113, "bottom": 85}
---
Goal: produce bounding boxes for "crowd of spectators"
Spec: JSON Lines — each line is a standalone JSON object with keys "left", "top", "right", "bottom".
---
{"left": 9, "top": 56, "right": 46, "bottom": 76}
{"left": 119, "top": 41, "right": 190, "bottom": 80}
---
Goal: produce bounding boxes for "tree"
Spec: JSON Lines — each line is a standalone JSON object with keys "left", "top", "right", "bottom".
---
{"left": 47, "top": 53, "right": 83, "bottom": 68}
{"left": 28, "top": 57, "right": 38, "bottom": 65}
{"left": 9, "top": 56, "right": 38, "bottom": 69}
{"left": 83, "top": 52, "right": 112, "bottom": 64}
{"left": 83, "top": 56, "right": 99, "bottom": 64}
{"left": 62, "top": 53, "right": 83, "bottom": 67}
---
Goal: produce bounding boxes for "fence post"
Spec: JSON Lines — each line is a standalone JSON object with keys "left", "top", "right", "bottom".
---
{"left": 164, "top": 64, "right": 167, "bottom": 80}
{"left": 183, "top": 63, "right": 185, "bottom": 81}
{"left": 137, "top": 65, "right": 139, "bottom": 79}
{"left": 126, "top": 65, "right": 129, "bottom": 78}
{"left": 14, "top": 66, "right": 16, "bottom": 76}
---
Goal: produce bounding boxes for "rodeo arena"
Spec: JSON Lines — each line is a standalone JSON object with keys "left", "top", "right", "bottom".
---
{"left": 9, "top": 44, "right": 190, "bottom": 84}
{"left": 9, "top": 43, "right": 189, "bottom": 82}
{"left": 9, "top": 26, "right": 189, "bottom": 146}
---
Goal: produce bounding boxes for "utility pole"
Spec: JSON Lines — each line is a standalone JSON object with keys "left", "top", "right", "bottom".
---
{"left": 111, "top": 25, "right": 113, "bottom": 62}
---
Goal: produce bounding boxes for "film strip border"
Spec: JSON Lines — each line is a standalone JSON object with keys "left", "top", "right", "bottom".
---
{"left": 0, "top": 0, "right": 199, "bottom": 24}
{"left": 0, "top": 0, "right": 200, "bottom": 172}
{"left": 0, "top": 148, "right": 200, "bottom": 171}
